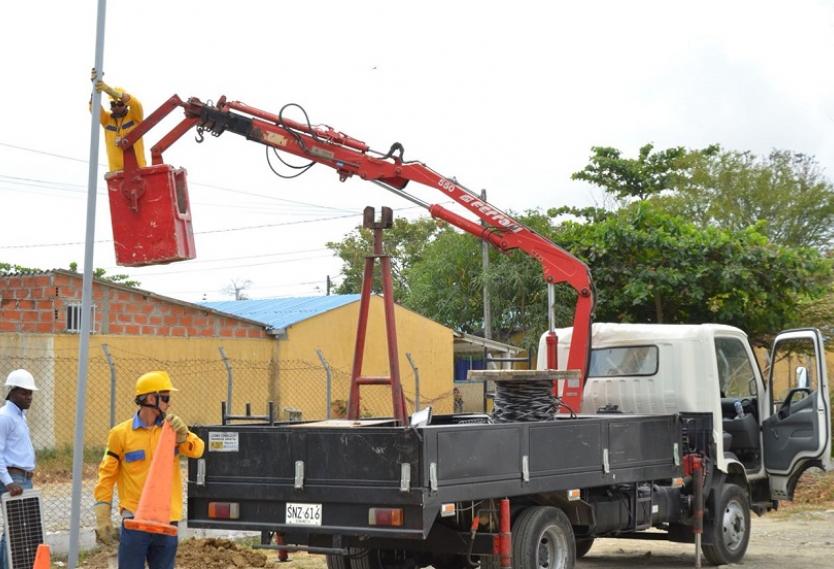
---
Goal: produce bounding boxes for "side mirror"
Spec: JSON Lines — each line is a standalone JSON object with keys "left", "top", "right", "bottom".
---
{"left": 796, "top": 366, "right": 809, "bottom": 390}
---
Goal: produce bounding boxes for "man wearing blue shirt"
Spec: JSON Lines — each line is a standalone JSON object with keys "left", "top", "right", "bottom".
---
{"left": 0, "top": 369, "right": 38, "bottom": 569}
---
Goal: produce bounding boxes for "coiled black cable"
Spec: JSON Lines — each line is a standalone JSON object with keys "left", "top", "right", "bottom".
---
{"left": 491, "top": 380, "right": 575, "bottom": 422}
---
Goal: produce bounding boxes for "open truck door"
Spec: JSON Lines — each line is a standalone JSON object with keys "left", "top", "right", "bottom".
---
{"left": 763, "top": 328, "right": 832, "bottom": 500}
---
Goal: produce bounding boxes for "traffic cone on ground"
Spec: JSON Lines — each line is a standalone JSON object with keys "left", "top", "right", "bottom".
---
{"left": 33, "top": 543, "right": 50, "bottom": 569}
{"left": 124, "top": 421, "right": 178, "bottom": 536}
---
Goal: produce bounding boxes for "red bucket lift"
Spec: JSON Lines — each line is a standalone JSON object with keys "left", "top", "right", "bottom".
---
{"left": 103, "top": 94, "right": 202, "bottom": 267}
{"left": 105, "top": 164, "right": 196, "bottom": 266}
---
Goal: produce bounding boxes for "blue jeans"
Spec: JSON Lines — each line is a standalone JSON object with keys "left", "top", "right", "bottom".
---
{"left": 0, "top": 472, "right": 34, "bottom": 569}
{"left": 118, "top": 520, "right": 178, "bottom": 569}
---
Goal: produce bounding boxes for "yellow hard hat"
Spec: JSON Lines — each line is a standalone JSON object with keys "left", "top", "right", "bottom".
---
{"left": 109, "top": 86, "right": 126, "bottom": 101}
{"left": 135, "top": 371, "right": 178, "bottom": 396}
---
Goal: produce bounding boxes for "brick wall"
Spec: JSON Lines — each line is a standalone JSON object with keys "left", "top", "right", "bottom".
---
{"left": 0, "top": 272, "right": 268, "bottom": 338}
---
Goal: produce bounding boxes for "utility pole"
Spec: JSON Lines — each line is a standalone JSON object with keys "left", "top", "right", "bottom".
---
{"left": 481, "top": 189, "right": 492, "bottom": 341}
{"left": 326, "top": 275, "right": 332, "bottom": 296}
{"left": 71, "top": 1, "right": 107, "bottom": 567}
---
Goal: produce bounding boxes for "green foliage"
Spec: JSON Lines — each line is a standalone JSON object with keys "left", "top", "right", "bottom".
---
{"left": 68, "top": 261, "right": 140, "bottom": 288}
{"left": 571, "top": 144, "right": 718, "bottom": 201}
{"left": 0, "top": 262, "right": 39, "bottom": 275}
{"left": 651, "top": 148, "right": 834, "bottom": 250}
{"left": 327, "top": 144, "right": 834, "bottom": 349}
{"left": 326, "top": 217, "right": 451, "bottom": 300}
{"left": 554, "top": 202, "right": 831, "bottom": 345}
{"left": 404, "top": 211, "right": 577, "bottom": 350}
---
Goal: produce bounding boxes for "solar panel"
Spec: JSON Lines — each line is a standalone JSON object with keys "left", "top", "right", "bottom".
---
{"left": 1, "top": 490, "right": 44, "bottom": 569}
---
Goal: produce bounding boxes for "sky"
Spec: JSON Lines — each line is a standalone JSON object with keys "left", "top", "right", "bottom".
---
{"left": 2, "top": 1, "right": 834, "bottom": 303}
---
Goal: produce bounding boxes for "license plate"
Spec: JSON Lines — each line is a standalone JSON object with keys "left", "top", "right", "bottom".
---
{"left": 285, "top": 502, "right": 322, "bottom": 526}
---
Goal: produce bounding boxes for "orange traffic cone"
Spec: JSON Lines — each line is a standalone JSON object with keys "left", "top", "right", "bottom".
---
{"left": 124, "top": 421, "right": 178, "bottom": 536}
{"left": 33, "top": 543, "right": 50, "bottom": 569}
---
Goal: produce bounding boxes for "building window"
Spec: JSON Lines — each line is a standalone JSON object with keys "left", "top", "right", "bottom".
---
{"left": 66, "top": 304, "right": 96, "bottom": 333}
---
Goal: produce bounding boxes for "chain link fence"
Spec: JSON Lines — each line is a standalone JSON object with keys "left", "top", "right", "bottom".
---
{"left": 0, "top": 343, "right": 427, "bottom": 533}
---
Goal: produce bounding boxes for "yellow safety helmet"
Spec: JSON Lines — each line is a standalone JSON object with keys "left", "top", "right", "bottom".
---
{"left": 109, "top": 86, "right": 126, "bottom": 102}
{"left": 135, "top": 371, "right": 178, "bottom": 397}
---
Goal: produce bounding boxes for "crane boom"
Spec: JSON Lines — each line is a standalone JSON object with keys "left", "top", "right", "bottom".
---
{"left": 115, "top": 95, "right": 594, "bottom": 408}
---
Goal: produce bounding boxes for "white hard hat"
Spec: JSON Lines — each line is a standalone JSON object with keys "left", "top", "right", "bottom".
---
{"left": 5, "top": 369, "right": 38, "bottom": 392}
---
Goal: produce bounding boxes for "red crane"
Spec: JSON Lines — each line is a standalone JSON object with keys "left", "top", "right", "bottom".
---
{"left": 108, "top": 95, "right": 594, "bottom": 412}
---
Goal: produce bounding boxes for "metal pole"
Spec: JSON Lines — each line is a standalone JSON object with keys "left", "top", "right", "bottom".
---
{"left": 101, "top": 344, "right": 116, "bottom": 428}
{"left": 315, "top": 349, "right": 332, "bottom": 419}
{"left": 219, "top": 346, "right": 233, "bottom": 414}
{"left": 69, "top": 2, "right": 107, "bottom": 566}
{"left": 481, "top": 189, "right": 492, "bottom": 341}
{"left": 405, "top": 352, "right": 420, "bottom": 412}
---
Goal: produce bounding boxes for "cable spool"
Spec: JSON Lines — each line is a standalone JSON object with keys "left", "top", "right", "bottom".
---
{"left": 491, "top": 380, "right": 556, "bottom": 423}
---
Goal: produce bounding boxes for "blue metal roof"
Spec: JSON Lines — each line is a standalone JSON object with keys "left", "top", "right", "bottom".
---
{"left": 200, "top": 295, "right": 361, "bottom": 331}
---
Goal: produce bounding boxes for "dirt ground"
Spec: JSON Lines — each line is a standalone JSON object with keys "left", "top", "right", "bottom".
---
{"left": 73, "top": 470, "right": 834, "bottom": 569}
{"left": 71, "top": 512, "right": 834, "bottom": 569}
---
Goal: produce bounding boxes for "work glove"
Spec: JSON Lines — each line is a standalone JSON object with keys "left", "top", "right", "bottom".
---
{"left": 166, "top": 414, "right": 189, "bottom": 444}
{"left": 94, "top": 502, "right": 118, "bottom": 545}
{"left": 94, "top": 80, "right": 121, "bottom": 99}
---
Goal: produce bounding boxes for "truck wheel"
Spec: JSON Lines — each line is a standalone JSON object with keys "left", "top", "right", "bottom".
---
{"left": 702, "top": 483, "right": 750, "bottom": 566}
{"left": 574, "top": 538, "right": 594, "bottom": 558}
{"left": 512, "top": 506, "right": 575, "bottom": 569}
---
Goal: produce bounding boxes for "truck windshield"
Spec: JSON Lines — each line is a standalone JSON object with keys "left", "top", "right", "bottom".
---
{"left": 588, "top": 345, "right": 658, "bottom": 377}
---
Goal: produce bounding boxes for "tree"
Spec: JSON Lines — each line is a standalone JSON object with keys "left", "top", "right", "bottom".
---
{"left": 1, "top": 262, "right": 140, "bottom": 288}
{"left": 405, "top": 211, "right": 576, "bottom": 350}
{"left": 571, "top": 144, "right": 717, "bottom": 201}
{"left": 222, "top": 278, "right": 253, "bottom": 300}
{"left": 554, "top": 202, "right": 831, "bottom": 345}
{"left": 68, "top": 262, "right": 140, "bottom": 288}
{"left": 326, "top": 217, "right": 451, "bottom": 301}
{"left": 652, "top": 148, "right": 834, "bottom": 250}
{"left": 0, "top": 262, "right": 39, "bottom": 275}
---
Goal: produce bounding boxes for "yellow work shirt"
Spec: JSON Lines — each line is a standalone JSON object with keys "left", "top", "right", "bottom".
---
{"left": 92, "top": 94, "right": 147, "bottom": 172}
{"left": 93, "top": 414, "right": 204, "bottom": 522}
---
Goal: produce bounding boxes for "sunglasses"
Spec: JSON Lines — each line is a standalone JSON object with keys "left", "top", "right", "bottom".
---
{"left": 158, "top": 394, "right": 171, "bottom": 403}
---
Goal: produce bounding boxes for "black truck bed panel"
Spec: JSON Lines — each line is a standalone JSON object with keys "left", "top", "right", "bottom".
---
{"left": 188, "top": 414, "right": 683, "bottom": 536}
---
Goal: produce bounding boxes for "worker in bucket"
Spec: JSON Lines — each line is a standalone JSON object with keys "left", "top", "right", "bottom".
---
{"left": 89, "top": 68, "right": 147, "bottom": 172}
{"left": 0, "top": 369, "right": 38, "bottom": 569}
{"left": 93, "top": 371, "right": 204, "bottom": 568}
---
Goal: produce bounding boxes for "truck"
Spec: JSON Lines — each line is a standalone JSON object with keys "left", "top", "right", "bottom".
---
{"left": 104, "top": 94, "right": 832, "bottom": 569}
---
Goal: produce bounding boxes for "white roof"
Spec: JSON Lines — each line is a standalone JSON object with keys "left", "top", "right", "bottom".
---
{"left": 554, "top": 322, "right": 746, "bottom": 348}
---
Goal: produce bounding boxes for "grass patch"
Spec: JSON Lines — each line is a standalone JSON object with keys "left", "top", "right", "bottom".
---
{"left": 35, "top": 444, "right": 104, "bottom": 483}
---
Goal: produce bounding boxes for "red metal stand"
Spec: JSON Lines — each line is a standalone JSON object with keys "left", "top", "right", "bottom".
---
{"left": 347, "top": 207, "right": 408, "bottom": 424}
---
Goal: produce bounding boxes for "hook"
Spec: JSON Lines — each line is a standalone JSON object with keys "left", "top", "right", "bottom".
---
{"left": 195, "top": 127, "right": 205, "bottom": 144}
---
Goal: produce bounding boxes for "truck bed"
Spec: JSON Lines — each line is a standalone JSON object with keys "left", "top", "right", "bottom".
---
{"left": 187, "top": 413, "right": 683, "bottom": 538}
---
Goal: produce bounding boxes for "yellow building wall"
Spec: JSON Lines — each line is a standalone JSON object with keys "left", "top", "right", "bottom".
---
{"left": 277, "top": 297, "right": 454, "bottom": 420}
{"left": 52, "top": 334, "right": 275, "bottom": 446}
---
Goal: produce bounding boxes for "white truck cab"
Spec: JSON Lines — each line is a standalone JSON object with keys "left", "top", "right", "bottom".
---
{"left": 538, "top": 323, "right": 832, "bottom": 504}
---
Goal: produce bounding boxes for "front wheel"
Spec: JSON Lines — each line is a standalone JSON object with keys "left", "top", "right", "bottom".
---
{"left": 512, "top": 506, "right": 575, "bottom": 569}
{"left": 702, "top": 483, "right": 751, "bottom": 566}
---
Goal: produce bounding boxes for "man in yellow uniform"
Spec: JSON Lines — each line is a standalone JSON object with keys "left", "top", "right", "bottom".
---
{"left": 90, "top": 69, "right": 147, "bottom": 172}
{"left": 93, "top": 371, "right": 204, "bottom": 569}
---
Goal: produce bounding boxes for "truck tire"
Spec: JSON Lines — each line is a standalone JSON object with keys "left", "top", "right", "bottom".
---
{"left": 574, "top": 538, "right": 594, "bottom": 559}
{"left": 702, "top": 483, "right": 750, "bottom": 566}
{"left": 512, "top": 506, "right": 575, "bottom": 569}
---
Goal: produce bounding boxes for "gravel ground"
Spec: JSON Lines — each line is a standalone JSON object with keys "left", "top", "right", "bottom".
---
{"left": 577, "top": 509, "right": 834, "bottom": 568}
{"left": 73, "top": 509, "right": 834, "bottom": 568}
